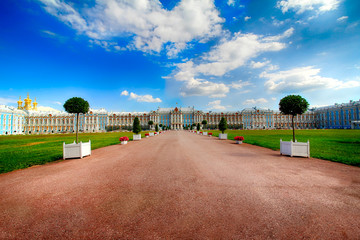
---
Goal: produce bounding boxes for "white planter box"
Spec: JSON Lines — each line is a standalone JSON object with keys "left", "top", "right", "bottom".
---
{"left": 280, "top": 139, "right": 310, "bottom": 158}
{"left": 219, "top": 133, "right": 228, "bottom": 140}
{"left": 63, "top": 140, "right": 91, "bottom": 159}
{"left": 120, "top": 141, "right": 128, "bottom": 145}
{"left": 133, "top": 134, "right": 141, "bottom": 141}
{"left": 202, "top": 132, "right": 208, "bottom": 136}
{"left": 197, "top": 131, "right": 200, "bottom": 134}
{"left": 236, "top": 140, "right": 243, "bottom": 144}
{"left": 149, "top": 132, "right": 154, "bottom": 137}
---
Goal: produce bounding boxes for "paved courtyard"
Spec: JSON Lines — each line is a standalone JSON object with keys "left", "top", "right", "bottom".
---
{"left": 1, "top": 131, "right": 360, "bottom": 239}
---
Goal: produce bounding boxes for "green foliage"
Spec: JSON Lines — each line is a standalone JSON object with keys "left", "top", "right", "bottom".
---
{"left": 159, "top": 124, "right": 163, "bottom": 127}
{"left": 197, "top": 123, "right": 200, "bottom": 131}
{"left": 148, "top": 120, "right": 154, "bottom": 126}
{"left": 63, "top": 97, "right": 90, "bottom": 114}
{"left": 279, "top": 95, "right": 309, "bottom": 142}
{"left": 132, "top": 117, "right": 142, "bottom": 134}
{"left": 155, "top": 124, "right": 159, "bottom": 132}
{"left": 63, "top": 97, "right": 90, "bottom": 143}
{"left": 279, "top": 95, "right": 309, "bottom": 116}
{"left": 106, "top": 126, "right": 120, "bottom": 132}
{"left": 202, "top": 120, "right": 207, "bottom": 129}
{"left": 218, "top": 117, "right": 227, "bottom": 134}
{"left": 190, "top": 125, "right": 193, "bottom": 130}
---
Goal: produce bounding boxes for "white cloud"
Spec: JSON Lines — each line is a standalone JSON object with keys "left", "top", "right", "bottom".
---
{"left": 38, "top": 0, "right": 224, "bottom": 56}
{"left": 262, "top": 66, "right": 360, "bottom": 93}
{"left": 251, "top": 60, "right": 270, "bottom": 69}
{"left": 243, "top": 98, "right": 268, "bottom": 105}
{"left": 121, "top": 90, "right": 129, "bottom": 96}
{"left": 38, "top": 106, "right": 61, "bottom": 112}
{"left": 129, "top": 92, "right": 162, "bottom": 103}
{"left": 89, "top": 39, "right": 123, "bottom": 52}
{"left": 180, "top": 78, "right": 229, "bottom": 98}
{"left": 42, "top": 30, "right": 57, "bottom": 37}
{"left": 229, "top": 80, "right": 252, "bottom": 89}
{"left": 53, "top": 101, "right": 62, "bottom": 105}
{"left": 207, "top": 100, "right": 228, "bottom": 110}
{"left": 184, "top": 28, "right": 292, "bottom": 77}
{"left": 263, "top": 27, "right": 294, "bottom": 41}
{"left": 337, "top": 16, "right": 348, "bottom": 22}
{"left": 227, "top": 0, "right": 235, "bottom": 6}
{"left": 277, "top": 0, "right": 341, "bottom": 14}
{"left": 244, "top": 16, "right": 251, "bottom": 21}
{"left": 0, "top": 97, "right": 16, "bottom": 105}
{"left": 266, "top": 64, "right": 279, "bottom": 71}
{"left": 170, "top": 28, "right": 293, "bottom": 99}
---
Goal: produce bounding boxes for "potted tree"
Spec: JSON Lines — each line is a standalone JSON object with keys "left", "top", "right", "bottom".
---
{"left": 202, "top": 120, "right": 207, "bottom": 129}
{"left": 196, "top": 123, "right": 201, "bottom": 134}
{"left": 155, "top": 124, "right": 159, "bottom": 135}
{"left": 148, "top": 120, "right": 154, "bottom": 130}
{"left": 132, "top": 117, "right": 142, "bottom": 141}
{"left": 63, "top": 97, "right": 91, "bottom": 159}
{"left": 202, "top": 120, "right": 208, "bottom": 135}
{"left": 279, "top": 95, "right": 310, "bottom": 157}
{"left": 218, "top": 117, "right": 228, "bottom": 140}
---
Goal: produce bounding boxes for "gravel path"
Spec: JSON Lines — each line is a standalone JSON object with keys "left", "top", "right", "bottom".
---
{"left": 1, "top": 131, "right": 360, "bottom": 239}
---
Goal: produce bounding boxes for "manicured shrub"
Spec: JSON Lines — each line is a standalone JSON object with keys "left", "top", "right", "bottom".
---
{"left": 279, "top": 95, "right": 309, "bottom": 142}
{"left": 63, "top": 97, "right": 89, "bottom": 143}
{"left": 133, "top": 117, "right": 141, "bottom": 134}
{"left": 202, "top": 120, "right": 207, "bottom": 129}
{"left": 218, "top": 117, "right": 227, "bottom": 134}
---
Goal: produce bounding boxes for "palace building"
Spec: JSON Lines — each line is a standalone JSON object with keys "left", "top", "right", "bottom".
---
{"left": 0, "top": 94, "right": 359, "bottom": 135}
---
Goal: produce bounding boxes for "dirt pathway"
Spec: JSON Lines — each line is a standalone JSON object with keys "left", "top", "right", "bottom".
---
{"left": 1, "top": 131, "right": 360, "bottom": 239}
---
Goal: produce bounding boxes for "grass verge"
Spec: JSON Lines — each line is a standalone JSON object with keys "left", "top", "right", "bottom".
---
{"left": 0, "top": 131, "right": 151, "bottom": 173}
{"left": 206, "top": 129, "right": 360, "bottom": 166}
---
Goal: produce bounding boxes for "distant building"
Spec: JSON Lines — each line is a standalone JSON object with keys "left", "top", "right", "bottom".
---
{"left": 0, "top": 94, "right": 359, "bottom": 135}
{"left": 315, "top": 100, "right": 360, "bottom": 129}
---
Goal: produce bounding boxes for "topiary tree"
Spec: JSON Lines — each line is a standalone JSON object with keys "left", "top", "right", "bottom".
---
{"left": 279, "top": 95, "right": 309, "bottom": 142}
{"left": 196, "top": 123, "right": 200, "bottom": 131}
{"left": 63, "top": 97, "right": 89, "bottom": 143}
{"left": 133, "top": 117, "right": 141, "bottom": 134}
{"left": 155, "top": 124, "right": 159, "bottom": 132}
{"left": 148, "top": 120, "right": 154, "bottom": 130}
{"left": 201, "top": 120, "right": 207, "bottom": 129}
{"left": 218, "top": 117, "right": 227, "bottom": 134}
{"left": 190, "top": 124, "right": 193, "bottom": 130}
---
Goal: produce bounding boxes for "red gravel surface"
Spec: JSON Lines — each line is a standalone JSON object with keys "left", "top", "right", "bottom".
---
{"left": 1, "top": 131, "right": 360, "bottom": 239}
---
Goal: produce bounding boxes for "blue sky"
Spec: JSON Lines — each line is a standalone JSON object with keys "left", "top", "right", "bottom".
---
{"left": 0, "top": 0, "right": 359, "bottom": 112}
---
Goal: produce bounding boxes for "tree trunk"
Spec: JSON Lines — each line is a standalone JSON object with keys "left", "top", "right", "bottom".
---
{"left": 76, "top": 113, "right": 79, "bottom": 144}
{"left": 292, "top": 115, "right": 295, "bottom": 142}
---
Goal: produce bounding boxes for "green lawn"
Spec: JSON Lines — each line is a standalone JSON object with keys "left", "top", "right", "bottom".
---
{"left": 207, "top": 129, "right": 360, "bottom": 166}
{"left": 0, "top": 131, "right": 152, "bottom": 174}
